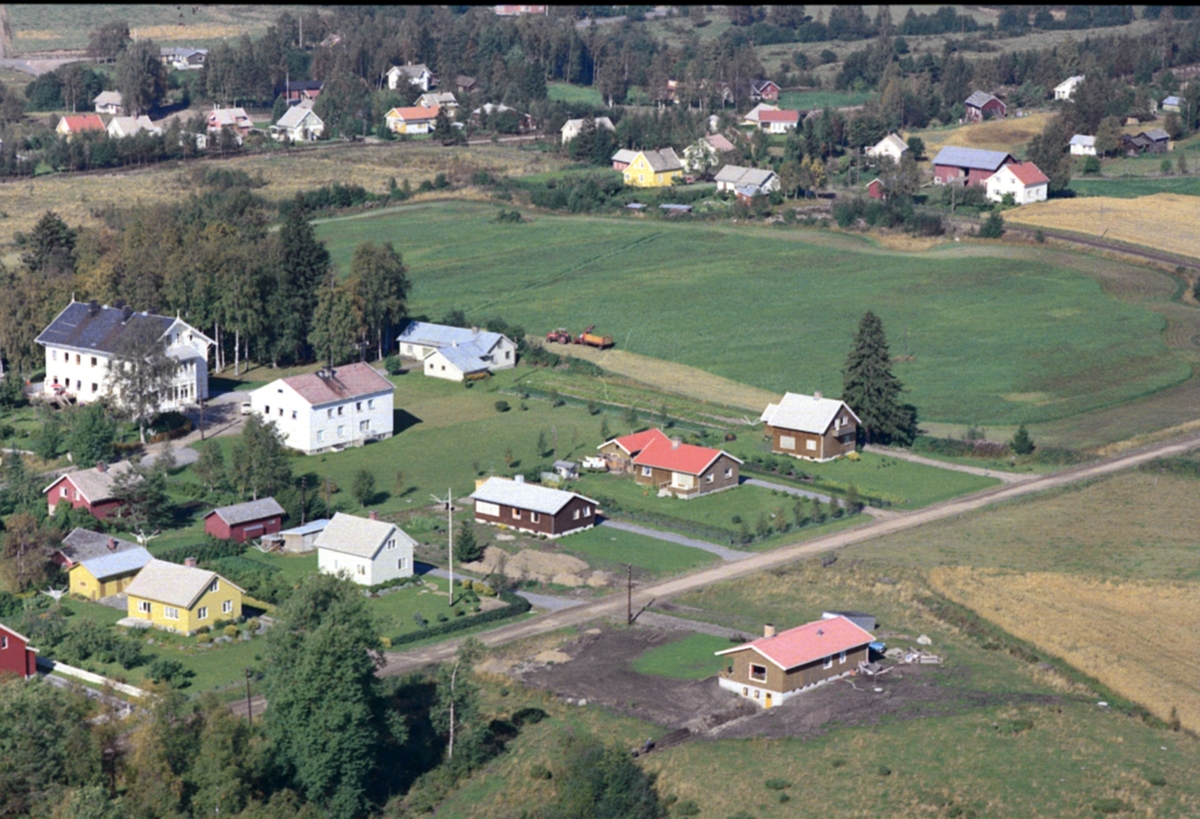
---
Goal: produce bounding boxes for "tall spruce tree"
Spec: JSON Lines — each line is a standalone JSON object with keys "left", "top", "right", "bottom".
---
{"left": 842, "top": 311, "right": 915, "bottom": 445}
{"left": 272, "top": 200, "right": 331, "bottom": 363}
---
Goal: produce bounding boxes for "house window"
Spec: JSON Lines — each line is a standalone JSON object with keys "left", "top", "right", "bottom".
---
{"left": 60, "top": 486, "right": 68, "bottom": 498}
{"left": 780, "top": 435, "right": 796, "bottom": 450}
{"left": 806, "top": 439, "right": 817, "bottom": 451}
{"left": 197, "top": 606, "right": 208, "bottom": 620}
{"left": 397, "top": 558, "right": 405, "bottom": 570}
{"left": 823, "top": 655, "right": 833, "bottom": 669}
{"left": 209, "top": 579, "right": 219, "bottom": 593}
{"left": 573, "top": 509, "right": 580, "bottom": 520}
{"left": 337, "top": 426, "right": 345, "bottom": 438}
{"left": 138, "top": 601, "right": 151, "bottom": 614}
{"left": 52, "top": 351, "right": 57, "bottom": 361}
{"left": 0, "top": 636, "right": 5, "bottom": 649}
{"left": 706, "top": 473, "right": 714, "bottom": 483}
{"left": 358, "top": 565, "right": 366, "bottom": 575}
{"left": 530, "top": 512, "right": 540, "bottom": 523}
{"left": 265, "top": 405, "right": 270, "bottom": 415}
{"left": 642, "top": 466, "right": 652, "bottom": 477}
{"left": 76, "top": 354, "right": 81, "bottom": 364}
{"left": 839, "top": 651, "right": 847, "bottom": 664}
{"left": 724, "top": 468, "right": 732, "bottom": 478}
{"left": 356, "top": 402, "right": 362, "bottom": 411}
{"left": 505, "top": 351, "right": 511, "bottom": 359}
{"left": 279, "top": 408, "right": 283, "bottom": 417}
{"left": 164, "top": 607, "right": 179, "bottom": 620}
{"left": 327, "top": 409, "right": 334, "bottom": 419}
{"left": 90, "top": 357, "right": 97, "bottom": 367}
{"left": 367, "top": 399, "right": 375, "bottom": 409}
{"left": 512, "top": 509, "right": 521, "bottom": 519}
{"left": 386, "top": 538, "right": 395, "bottom": 550}
{"left": 359, "top": 420, "right": 370, "bottom": 432}
{"left": 222, "top": 600, "right": 233, "bottom": 614}
{"left": 292, "top": 411, "right": 298, "bottom": 420}
{"left": 583, "top": 507, "right": 591, "bottom": 517}
{"left": 317, "top": 430, "right": 324, "bottom": 442}
{"left": 337, "top": 406, "right": 344, "bottom": 416}
{"left": 749, "top": 664, "right": 767, "bottom": 682}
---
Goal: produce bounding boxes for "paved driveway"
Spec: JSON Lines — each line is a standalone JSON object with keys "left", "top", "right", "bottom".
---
{"left": 598, "top": 519, "right": 750, "bottom": 562}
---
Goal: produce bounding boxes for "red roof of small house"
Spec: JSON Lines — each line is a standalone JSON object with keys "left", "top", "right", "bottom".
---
{"left": 1002, "top": 160, "right": 1049, "bottom": 186}
{"left": 716, "top": 616, "right": 874, "bottom": 670}
{"left": 389, "top": 105, "right": 440, "bottom": 122}
{"left": 61, "top": 114, "right": 105, "bottom": 132}
{"left": 759, "top": 109, "right": 800, "bottom": 123}
{"left": 606, "top": 428, "right": 672, "bottom": 457}
{"left": 632, "top": 436, "right": 742, "bottom": 476}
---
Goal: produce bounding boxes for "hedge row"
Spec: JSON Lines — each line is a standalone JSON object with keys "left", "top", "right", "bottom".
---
{"left": 158, "top": 539, "right": 247, "bottom": 565}
{"left": 389, "top": 589, "right": 531, "bottom": 647}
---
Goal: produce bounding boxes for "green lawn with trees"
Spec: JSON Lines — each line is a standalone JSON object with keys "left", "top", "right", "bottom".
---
{"left": 316, "top": 201, "right": 1186, "bottom": 427}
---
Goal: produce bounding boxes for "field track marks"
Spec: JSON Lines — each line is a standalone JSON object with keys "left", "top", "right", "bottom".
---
{"left": 379, "top": 429, "right": 1200, "bottom": 675}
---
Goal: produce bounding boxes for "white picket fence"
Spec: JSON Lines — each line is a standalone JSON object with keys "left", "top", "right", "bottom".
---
{"left": 36, "top": 656, "right": 148, "bottom": 698}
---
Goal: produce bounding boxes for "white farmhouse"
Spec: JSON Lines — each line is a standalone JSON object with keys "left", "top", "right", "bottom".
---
{"left": 985, "top": 161, "right": 1049, "bottom": 205}
{"left": 37, "top": 300, "right": 213, "bottom": 409}
{"left": 713, "top": 165, "right": 779, "bottom": 195}
{"left": 107, "top": 115, "right": 161, "bottom": 139}
{"left": 1069, "top": 134, "right": 1097, "bottom": 156}
{"left": 248, "top": 362, "right": 394, "bottom": 454}
{"left": 386, "top": 62, "right": 436, "bottom": 92}
{"left": 560, "top": 116, "right": 614, "bottom": 144}
{"left": 396, "top": 321, "right": 517, "bottom": 382}
{"left": 315, "top": 512, "right": 416, "bottom": 586}
{"left": 866, "top": 132, "right": 908, "bottom": 163}
{"left": 1054, "top": 75, "right": 1084, "bottom": 101}
{"left": 270, "top": 102, "right": 324, "bottom": 142}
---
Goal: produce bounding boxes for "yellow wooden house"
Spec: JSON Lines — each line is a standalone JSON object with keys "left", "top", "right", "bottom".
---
{"left": 56, "top": 529, "right": 153, "bottom": 601}
{"left": 622, "top": 148, "right": 685, "bottom": 188}
{"left": 124, "top": 559, "right": 244, "bottom": 635}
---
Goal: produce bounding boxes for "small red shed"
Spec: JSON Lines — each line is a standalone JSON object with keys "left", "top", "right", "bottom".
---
{"left": 204, "top": 497, "right": 286, "bottom": 542}
{"left": 43, "top": 462, "right": 138, "bottom": 521}
{"left": 866, "top": 178, "right": 884, "bottom": 200}
{"left": 0, "top": 623, "right": 38, "bottom": 679}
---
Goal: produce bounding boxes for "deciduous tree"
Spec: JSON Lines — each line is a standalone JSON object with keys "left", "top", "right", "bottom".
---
{"left": 105, "top": 315, "right": 179, "bottom": 444}
{"left": 351, "top": 241, "right": 409, "bottom": 360}
{"left": 230, "top": 414, "right": 293, "bottom": 500}
{"left": 308, "top": 274, "right": 361, "bottom": 367}
{"left": 0, "top": 512, "right": 55, "bottom": 592}
{"left": 114, "top": 39, "right": 167, "bottom": 116}
{"left": 65, "top": 402, "right": 116, "bottom": 468}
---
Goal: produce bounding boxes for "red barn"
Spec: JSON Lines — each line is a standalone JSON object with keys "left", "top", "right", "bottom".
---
{"left": 750, "top": 80, "right": 781, "bottom": 102}
{"left": 931, "top": 146, "right": 1014, "bottom": 187}
{"left": 963, "top": 91, "right": 1006, "bottom": 122}
{"left": 44, "top": 462, "right": 138, "bottom": 520}
{"left": 0, "top": 623, "right": 38, "bottom": 679}
{"left": 866, "top": 178, "right": 885, "bottom": 200}
{"left": 204, "top": 497, "right": 286, "bottom": 542}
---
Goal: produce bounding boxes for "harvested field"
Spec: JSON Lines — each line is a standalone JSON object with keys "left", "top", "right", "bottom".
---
{"left": 0, "top": 143, "right": 561, "bottom": 252}
{"left": 1008, "top": 193, "right": 1200, "bottom": 261}
{"left": 929, "top": 566, "right": 1200, "bottom": 733}
{"left": 912, "top": 111, "right": 1056, "bottom": 157}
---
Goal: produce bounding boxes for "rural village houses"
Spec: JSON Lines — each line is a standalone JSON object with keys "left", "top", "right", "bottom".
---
{"left": 248, "top": 362, "right": 395, "bottom": 454}
{"left": 263, "top": 519, "right": 330, "bottom": 553}
{"left": 622, "top": 148, "right": 684, "bottom": 187}
{"left": 204, "top": 498, "right": 286, "bottom": 542}
{"left": 714, "top": 165, "right": 780, "bottom": 197}
{"left": 386, "top": 62, "right": 436, "bottom": 92}
{"left": 124, "top": 558, "right": 244, "bottom": 635}
{"left": 37, "top": 300, "right": 214, "bottom": 410}
{"left": 396, "top": 321, "right": 516, "bottom": 381}
{"left": 0, "top": 623, "right": 38, "bottom": 680}
{"left": 44, "top": 462, "right": 140, "bottom": 520}
{"left": 315, "top": 512, "right": 416, "bottom": 586}
{"left": 1055, "top": 75, "right": 1085, "bottom": 100}
{"left": 92, "top": 91, "right": 124, "bottom": 115}
{"left": 865, "top": 132, "right": 908, "bottom": 163}
{"left": 54, "top": 528, "right": 153, "bottom": 601}
{"left": 560, "top": 116, "right": 614, "bottom": 143}
{"left": 271, "top": 102, "right": 324, "bottom": 142}
{"left": 963, "top": 90, "right": 1006, "bottom": 122}
{"left": 715, "top": 616, "right": 876, "bottom": 708}
{"left": 760, "top": 392, "right": 860, "bottom": 462}
{"left": 470, "top": 476, "right": 599, "bottom": 538}
{"left": 985, "top": 160, "right": 1049, "bottom": 204}
{"left": 107, "top": 115, "right": 161, "bottom": 139}
{"left": 385, "top": 105, "right": 441, "bottom": 135}
{"left": 598, "top": 428, "right": 742, "bottom": 499}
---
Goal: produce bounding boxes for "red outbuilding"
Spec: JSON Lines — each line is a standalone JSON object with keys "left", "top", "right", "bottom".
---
{"left": 0, "top": 623, "right": 38, "bottom": 679}
{"left": 866, "top": 178, "right": 885, "bottom": 200}
{"left": 44, "top": 462, "right": 138, "bottom": 521}
{"left": 203, "top": 497, "right": 286, "bottom": 542}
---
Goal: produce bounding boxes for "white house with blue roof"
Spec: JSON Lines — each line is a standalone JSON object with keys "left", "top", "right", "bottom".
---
{"left": 396, "top": 321, "right": 517, "bottom": 382}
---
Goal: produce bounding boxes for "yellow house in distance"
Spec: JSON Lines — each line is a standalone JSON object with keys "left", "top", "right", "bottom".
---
{"left": 55, "top": 528, "right": 153, "bottom": 601}
{"left": 124, "top": 559, "right": 243, "bottom": 635}
{"left": 622, "top": 148, "right": 684, "bottom": 188}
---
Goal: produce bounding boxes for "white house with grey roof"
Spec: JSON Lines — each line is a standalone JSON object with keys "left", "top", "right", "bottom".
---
{"left": 387, "top": 62, "right": 436, "bottom": 91}
{"left": 560, "top": 116, "right": 614, "bottom": 144}
{"left": 270, "top": 102, "right": 324, "bottom": 142}
{"left": 1069, "top": 134, "right": 1097, "bottom": 156}
{"left": 107, "top": 115, "right": 162, "bottom": 139}
{"left": 37, "top": 300, "right": 213, "bottom": 410}
{"left": 865, "top": 133, "right": 908, "bottom": 163}
{"left": 93, "top": 91, "right": 124, "bottom": 115}
{"left": 714, "top": 164, "right": 779, "bottom": 195}
{"left": 396, "top": 321, "right": 516, "bottom": 382}
{"left": 248, "top": 362, "right": 394, "bottom": 454}
{"left": 315, "top": 512, "right": 416, "bottom": 586}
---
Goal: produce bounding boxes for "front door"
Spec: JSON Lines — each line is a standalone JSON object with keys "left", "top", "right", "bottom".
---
{"left": 764, "top": 692, "right": 773, "bottom": 709}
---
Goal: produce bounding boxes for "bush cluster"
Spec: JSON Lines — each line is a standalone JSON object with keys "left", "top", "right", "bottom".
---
{"left": 834, "top": 197, "right": 944, "bottom": 236}
{"left": 390, "top": 590, "right": 530, "bottom": 646}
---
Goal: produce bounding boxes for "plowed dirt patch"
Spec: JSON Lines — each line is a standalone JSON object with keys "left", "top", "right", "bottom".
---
{"left": 930, "top": 566, "right": 1200, "bottom": 732}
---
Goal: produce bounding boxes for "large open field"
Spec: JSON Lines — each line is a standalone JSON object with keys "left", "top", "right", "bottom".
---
{"left": 1008, "top": 193, "right": 1200, "bottom": 260}
{"left": 317, "top": 200, "right": 1190, "bottom": 428}
{"left": 909, "top": 110, "right": 1056, "bottom": 158}
{"left": 1070, "top": 176, "right": 1200, "bottom": 198}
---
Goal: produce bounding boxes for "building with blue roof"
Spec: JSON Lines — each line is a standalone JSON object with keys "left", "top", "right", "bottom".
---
{"left": 932, "top": 146, "right": 1015, "bottom": 187}
{"left": 55, "top": 528, "right": 153, "bottom": 600}
{"left": 396, "top": 320, "right": 517, "bottom": 382}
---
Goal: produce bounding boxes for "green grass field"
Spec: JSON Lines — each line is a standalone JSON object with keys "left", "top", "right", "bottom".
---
{"left": 629, "top": 632, "right": 731, "bottom": 679}
{"left": 777, "top": 89, "right": 873, "bottom": 110}
{"left": 1069, "top": 175, "right": 1200, "bottom": 198}
{"left": 316, "top": 200, "right": 1187, "bottom": 427}
{"left": 546, "top": 82, "right": 604, "bottom": 106}
{"left": 557, "top": 527, "right": 718, "bottom": 576}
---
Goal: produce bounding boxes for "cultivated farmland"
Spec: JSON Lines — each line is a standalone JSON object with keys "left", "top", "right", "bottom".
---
{"left": 1007, "top": 193, "right": 1200, "bottom": 260}
{"left": 317, "top": 200, "right": 1189, "bottom": 428}
{"left": 929, "top": 566, "right": 1200, "bottom": 733}
{"left": 909, "top": 110, "right": 1056, "bottom": 157}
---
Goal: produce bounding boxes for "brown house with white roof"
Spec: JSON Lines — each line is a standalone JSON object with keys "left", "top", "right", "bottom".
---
{"left": 470, "top": 476, "right": 598, "bottom": 538}
{"left": 760, "top": 392, "right": 859, "bottom": 462}
{"left": 716, "top": 616, "right": 875, "bottom": 708}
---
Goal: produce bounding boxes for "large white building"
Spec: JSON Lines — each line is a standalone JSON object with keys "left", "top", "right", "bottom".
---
{"left": 315, "top": 512, "right": 416, "bottom": 586}
{"left": 985, "top": 161, "right": 1049, "bottom": 205}
{"left": 37, "top": 300, "right": 213, "bottom": 410}
{"left": 396, "top": 321, "right": 517, "bottom": 382}
{"left": 248, "top": 362, "right": 394, "bottom": 454}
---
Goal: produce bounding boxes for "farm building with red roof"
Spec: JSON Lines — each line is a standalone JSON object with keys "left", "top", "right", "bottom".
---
{"left": 715, "top": 616, "right": 876, "bottom": 707}
{"left": 56, "top": 114, "right": 106, "bottom": 138}
{"left": 985, "top": 160, "right": 1049, "bottom": 205}
{"left": 756, "top": 108, "right": 800, "bottom": 133}
{"left": 0, "top": 623, "right": 38, "bottom": 679}
{"left": 632, "top": 431, "right": 742, "bottom": 498}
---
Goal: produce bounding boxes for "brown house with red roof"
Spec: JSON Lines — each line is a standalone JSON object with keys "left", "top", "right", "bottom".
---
{"left": 600, "top": 429, "right": 741, "bottom": 499}
{"left": 715, "top": 616, "right": 875, "bottom": 708}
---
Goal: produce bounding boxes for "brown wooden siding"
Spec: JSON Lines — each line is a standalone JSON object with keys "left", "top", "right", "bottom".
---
{"left": 767, "top": 422, "right": 856, "bottom": 461}
{"left": 598, "top": 441, "right": 634, "bottom": 472}
{"left": 721, "top": 643, "right": 870, "bottom": 693}
{"left": 632, "top": 454, "right": 739, "bottom": 496}
{"left": 474, "top": 496, "right": 596, "bottom": 536}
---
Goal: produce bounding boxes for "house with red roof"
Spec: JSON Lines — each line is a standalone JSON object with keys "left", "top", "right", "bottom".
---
{"left": 56, "top": 114, "right": 106, "bottom": 139}
{"left": 757, "top": 108, "right": 800, "bottom": 134}
{"left": 0, "top": 623, "right": 38, "bottom": 679}
{"left": 985, "top": 160, "right": 1049, "bottom": 205}
{"left": 599, "top": 429, "right": 742, "bottom": 499}
{"left": 597, "top": 428, "right": 673, "bottom": 473}
{"left": 715, "top": 616, "right": 875, "bottom": 708}
{"left": 385, "top": 105, "right": 440, "bottom": 135}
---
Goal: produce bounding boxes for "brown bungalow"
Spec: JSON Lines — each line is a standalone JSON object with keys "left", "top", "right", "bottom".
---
{"left": 716, "top": 616, "right": 875, "bottom": 708}
{"left": 760, "top": 392, "right": 859, "bottom": 462}
{"left": 469, "top": 477, "right": 598, "bottom": 538}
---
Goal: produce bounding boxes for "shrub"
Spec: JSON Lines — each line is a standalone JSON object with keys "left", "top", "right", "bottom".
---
{"left": 876, "top": 766, "right": 891, "bottom": 776}
{"left": 978, "top": 212, "right": 1004, "bottom": 239}
{"left": 390, "top": 590, "right": 531, "bottom": 646}
{"left": 196, "top": 633, "right": 213, "bottom": 644}
{"left": 494, "top": 400, "right": 511, "bottom": 413}
{"left": 1083, "top": 155, "right": 1101, "bottom": 174}
{"left": 223, "top": 625, "right": 239, "bottom": 638}
{"left": 675, "top": 802, "right": 700, "bottom": 817}
{"left": 530, "top": 764, "right": 553, "bottom": 780}
{"left": 246, "top": 618, "right": 261, "bottom": 632}
{"left": 764, "top": 778, "right": 791, "bottom": 790}
{"left": 512, "top": 707, "right": 547, "bottom": 726}
{"left": 1092, "top": 798, "right": 1130, "bottom": 815}
{"left": 436, "top": 612, "right": 449, "bottom": 622}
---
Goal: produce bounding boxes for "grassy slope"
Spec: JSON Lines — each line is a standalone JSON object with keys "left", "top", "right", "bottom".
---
{"left": 557, "top": 526, "right": 718, "bottom": 576}
{"left": 629, "top": 632, "right": 731, "bottom": 679}
{"left": 1070, "top": 176, "right": 1200, "bottom": 198}
{"left": 546, "top": 82, "right": 604, "bottom": 106}
{"left": 316, "top": 200, "right": 1187, "bottom": 426}
{"left": 777, "top": 89, "right": 873, "bottom": 110}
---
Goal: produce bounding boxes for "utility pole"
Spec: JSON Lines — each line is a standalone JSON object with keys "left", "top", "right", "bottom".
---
{"left": 447, "top": 660, "right": 458, "bottom": 760}
{"left": 431, "top": 489, "right": 454, "bottom": 605}
{"left": 244, "top": 668, "right": 253, "bottom": 721}
{"left": 627, "top": 564, "right": 632, "bottom": 625}
{"left": 300, "top": 475, "right": 307, "bottom": 525}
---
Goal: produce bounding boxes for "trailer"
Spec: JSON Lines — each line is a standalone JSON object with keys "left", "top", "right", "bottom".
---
{"left": 576, "top": 325, "right": 614, "bottom": 349}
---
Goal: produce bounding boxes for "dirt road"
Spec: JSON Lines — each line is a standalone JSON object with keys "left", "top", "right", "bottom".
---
{"left": 379, "top": 430, "right": 1200, "bottom": 676}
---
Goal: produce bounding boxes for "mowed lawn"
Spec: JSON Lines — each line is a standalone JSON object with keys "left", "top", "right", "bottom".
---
{"left": 557, "top": 526, "right": 718, "bottom": 576}
{"left": 1069, "top": 175, "right": 1200, "bottom": 198}
{"left": 630, "top": 632, "right": 732, "bottom": 680}
{"left": 316, "top": 201, "right": 1186, "bottom": 426}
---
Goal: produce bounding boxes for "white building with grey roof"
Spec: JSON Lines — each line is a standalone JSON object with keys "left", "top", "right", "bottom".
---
{"left": 315, "top": 512, "right": 416, "bottom": 586}
{"left": 713, "top": 164, "right": 780, "bottom": 195}
{"left": 396, "top": 321, "right": 516, "bottom": 382}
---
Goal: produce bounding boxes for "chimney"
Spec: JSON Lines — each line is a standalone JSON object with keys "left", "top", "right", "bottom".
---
{"left": 121, "top": 305, "right": 133, "bottom": 322}
{"left": 369, "top": 510, "right": 379, "bottom": 521}
{"left": 87, "top": 300, "right": 100, "bottom": 316}
{"left": 107, "top": 537, "right": 117, "bottom": 551}
{"left": 671, "top": 437, "right": 682, "bottom": 449}
{"left": 763, "top": 624, "right": 775, "bottom": 638}
{"left": 184, "top": 557, "right": 198, "bottom": 568}
{"left": 814, "top": 391, "right": 823, "bottom": 400}
{"left": 95, "top": 461, "right": 107, "bottom": 473}
{"left": 514, "top": 474, "right": 525, "bottom": 483}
